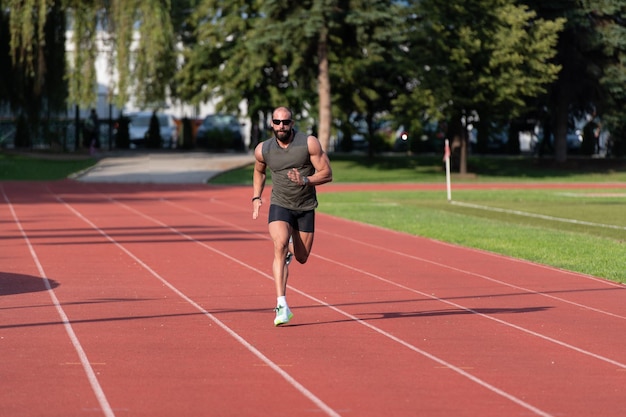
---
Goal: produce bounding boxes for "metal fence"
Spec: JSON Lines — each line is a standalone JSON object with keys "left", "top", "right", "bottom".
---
{"left": 0, "top": 118, "right": 116, "bottom": 152}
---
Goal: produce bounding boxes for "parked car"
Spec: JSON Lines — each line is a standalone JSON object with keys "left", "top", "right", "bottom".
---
{"left": 335, "top": 115, "right": 369, "bottom": 152}
{"left": 566, "top": 129, "right": 583, "bottom": 151}
{"left": 123, "top": 111, "right": 177, "bottom": 149}
{"left": 195, "top": 114, "right": 245, "bottom": 151}
{"left": 537, "top": 129, "right": 583, "bottom": 154}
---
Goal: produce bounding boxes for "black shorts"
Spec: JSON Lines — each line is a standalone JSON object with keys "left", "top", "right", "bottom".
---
{"left": 268, "top": 204, "right": 315, "bottom": 233}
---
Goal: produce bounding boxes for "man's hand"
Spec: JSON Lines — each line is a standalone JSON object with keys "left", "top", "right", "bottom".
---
{"left": 287, "top": 168, "right": 307, "bottom": 185}
{"left": 252, "top": 198, "right": 262, "bottom": 219}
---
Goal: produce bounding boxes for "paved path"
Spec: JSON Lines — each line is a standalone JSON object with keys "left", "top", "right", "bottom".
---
{"left": 72, "top": 151, "right": 255, "bottom": 183}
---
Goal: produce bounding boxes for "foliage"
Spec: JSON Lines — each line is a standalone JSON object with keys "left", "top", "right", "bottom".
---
{"left": 6, "top": 0, "right": 176, "bottom": 109}
{"left": 2, "top": 2, "right": 67, "bottom": 148}
{"left": 524, "top": 0, "right": 626, "bottom": 161}
{"left": 65, "top": 2, "right": 98, "bottom": 108}
{"left": 3, "top": 0, "right": 626, "bottom": 165}
{"left": 176, "top": 0, "right": 276, "bottom": 146}
{"left": 178, "top": 0, "right": 409, "bottom": 152}
{"left": 329, "top": 1, "right": 410, "bottom": 155}
{"left": 580, "top": 0, "right": 626, "bottom": 153}
{"left": 394, "top": 0, "right": 564, "bottom": 171}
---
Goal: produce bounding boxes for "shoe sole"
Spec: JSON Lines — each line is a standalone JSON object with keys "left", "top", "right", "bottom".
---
{"left": 274, "top": 311, "right": 294, "bottom": 326}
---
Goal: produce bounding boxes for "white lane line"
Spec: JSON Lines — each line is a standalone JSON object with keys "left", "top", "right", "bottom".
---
{"left": 65, "top": 189, "right": 623, "bottom": 417}
{"left": 165, "top": 197, "right": 626, "bottom": 359}
{"left": 320, "top": 224, "right": 626, "bottom": 320}
{"left": 315, "top": 252, "right": 626, "bottom": 371}
{"left": 2, "top": 187, "right": 116, "bottom": 417}
{"left": 167, "top": 198, "right": 626, "bottom": 365}
{"left": 194, "top": 195, "right": 626, "bottom": 316}
{"left": 51, "top": 193, "right": 342, "bottom": 417}
{"left": 451, "top": 200, "right": 626, "bottom": 231}
{"left": 145, "top": 198, "right": 556, "bottom": 416}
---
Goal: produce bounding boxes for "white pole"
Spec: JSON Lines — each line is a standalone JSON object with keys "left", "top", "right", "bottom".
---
{"left": 444, "top": 139, "right": 452, "bottom": 201}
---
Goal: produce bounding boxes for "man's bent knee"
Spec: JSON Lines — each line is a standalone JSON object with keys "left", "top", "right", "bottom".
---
{"left": 295, "top": 253, "right": 309, "bottom": 264}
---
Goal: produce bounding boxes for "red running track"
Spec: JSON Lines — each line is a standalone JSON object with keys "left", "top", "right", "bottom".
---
{"left": 1, "top": 180, "right": 624, "bottom": 417}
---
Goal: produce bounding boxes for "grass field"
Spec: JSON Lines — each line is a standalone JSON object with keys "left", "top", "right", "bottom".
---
{"left": 212, "top": 153, "right": 626, "bottom": 184}
{"left": 0, "top": 152, "right": 96, "bottom": 180}
{"left": 318, "top": 188, "right": 626, "bottom": 283}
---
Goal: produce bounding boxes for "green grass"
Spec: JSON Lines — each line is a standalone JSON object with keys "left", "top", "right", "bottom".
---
{"left": 212, "top": 154, "right": 626, "bottom": 283}
{"left": 211, "top": 153, "right": 626, "bottom": 184}
{"left": 317, "top": 189, "right": 626, "bottom": 283}
{"left": 0, "top": 152, "right": 96, "bottom": 180}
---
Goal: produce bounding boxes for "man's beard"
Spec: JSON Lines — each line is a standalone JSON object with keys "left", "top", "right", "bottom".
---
{"left": 274, "top": 128, "right": 292, "bottom": 144}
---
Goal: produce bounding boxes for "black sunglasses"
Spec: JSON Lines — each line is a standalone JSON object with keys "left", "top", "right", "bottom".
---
{"left": 272, "top": 119, "right": 292, "bottom": 125}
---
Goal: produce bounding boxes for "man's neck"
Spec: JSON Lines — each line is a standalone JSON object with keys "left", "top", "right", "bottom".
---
{"left": 276, "top": 130, "right": 294, "bottom": 148}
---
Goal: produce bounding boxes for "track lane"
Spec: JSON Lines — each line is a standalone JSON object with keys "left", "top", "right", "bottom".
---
{"left": 101, "top": 184, "right": 620, "bottom": 416}
{"left": 4, "top": 182, "right": 342, "bottom": 417}
{"left": 48, "top": 182, "right": 556, "bottom": 415}
{"left": 148, "top": 184, "right": 626, "bottom": 417}
{"left": 1, "top": 183, "right": 116, "bottom": 417}
{"left": 2, "top": 181, "right": 624, "bottom": 417}
{"left": 84, "top": 183, "right": 624, "bottom": 416}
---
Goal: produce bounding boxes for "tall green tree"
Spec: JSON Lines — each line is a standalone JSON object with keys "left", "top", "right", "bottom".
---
{"left": 178, "top": 0, "right": 408, "bottom": 152}
{"left": 578, "top": 0, "right": 626, "bottom": 156}
{"left": 525, "top": 0, "right": 626, "bottom": 160}
{"left": 396, "top": 0, "right": 563, "bottom": 172}
{"left": 6, "top": 0, "right": 176, "bottom": 109}
{"left": 525, "top": 1, "right": 598, "bottom": 162}
{"left": 1, "top": 1, "right": 67, "bottom": 147}
{"left": 328, "top": 0, "right": 409, "bottom": 156}
{"left": 245, "top": 0, "right": 335, "bottom": 150}
{"left": 176, "top": 0, "right": 275, "bottom": 147}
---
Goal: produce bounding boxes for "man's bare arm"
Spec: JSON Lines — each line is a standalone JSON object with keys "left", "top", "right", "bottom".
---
{"left": 287, "top": 135, "right": 332, "bottom": 186}
{"left": 252, "top": 143, "right": 267, "bottom": 219}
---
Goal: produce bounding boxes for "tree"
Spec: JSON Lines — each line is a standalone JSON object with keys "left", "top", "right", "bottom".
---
{"left": 524, "top": 0, "right": 626, "bottom": 161}
{"left": 578, "top": 0, "right": 626, "bottom": 156}
{"left": 328, "top": 0, "right": 410, "bottom": 156}
{"left": 176, "top": 0, "right": 277, "bottom": 147}
{"left": 1, "top": 2, "right": 67, "bottom": 147}
{"left": 524, "top": 1, "right": 596, "bottom": 162}
{"left": 178, "top": 0, "right": 408, "bottom": 152}
{"left": 6, "top": 0, "right": 176, "bottom": 109}
{"left": 243, "top": 0, "right": 335, "bottom": 151}
{"left": 396, "top": 0, "right": 564, "bottom": 173}
{"left": 273, "top": 0, "right": 410, "bottom": 154}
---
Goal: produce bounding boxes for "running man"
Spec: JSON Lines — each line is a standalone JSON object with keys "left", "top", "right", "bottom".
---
{"left": 252, "top": 106, "right": 333, "bottom": 326}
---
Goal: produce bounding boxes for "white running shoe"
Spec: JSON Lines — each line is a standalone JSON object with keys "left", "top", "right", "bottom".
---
{"left": 285, "top": 252, "right": 293, "bottom": 265}
{"left": 274, "top": 305, "right": 293, "bottom": 326}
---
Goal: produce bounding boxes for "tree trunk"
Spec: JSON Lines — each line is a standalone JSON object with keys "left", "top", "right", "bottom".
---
{"left": 553, "top": 83, "right": 570, "bottom": 163}
{"left": 460, "top": 129, "right": 468, "bottom": 175}
{"left": 317, "top": 27, "right": 331, "bottom": 153}
{"left": 449, "top": 114, "right": 467, "bottom": 174}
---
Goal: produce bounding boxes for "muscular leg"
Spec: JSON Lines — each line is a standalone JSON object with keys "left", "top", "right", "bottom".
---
{"left": 291, "top": 230, "right": 314, "bottom": 264}
{"left": 268, "top": 220, "right": 292, "bottom": 297}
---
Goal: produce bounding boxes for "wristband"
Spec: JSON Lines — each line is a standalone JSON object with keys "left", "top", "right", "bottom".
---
{"left": 252, "top": 196, "right": 261, "bottom": 202}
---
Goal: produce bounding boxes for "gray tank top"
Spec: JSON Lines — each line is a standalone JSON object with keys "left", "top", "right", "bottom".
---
{"left": 262, "top": 130, "right": 317, "bottom": 211}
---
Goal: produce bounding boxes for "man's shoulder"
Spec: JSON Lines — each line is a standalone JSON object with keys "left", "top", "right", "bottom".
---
{"left": 260, "top": 138, "right": 275, "bottom": 153}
